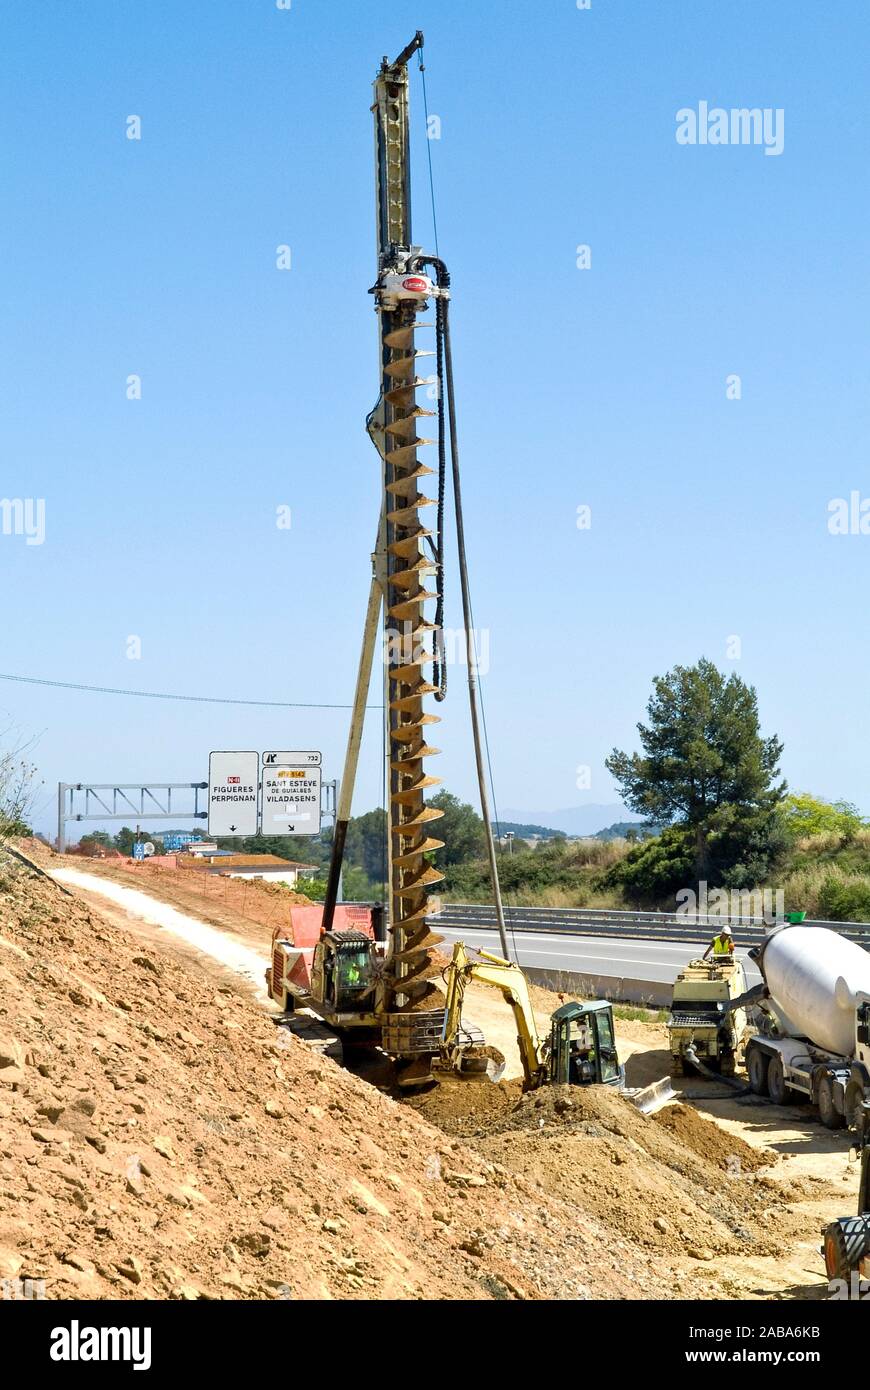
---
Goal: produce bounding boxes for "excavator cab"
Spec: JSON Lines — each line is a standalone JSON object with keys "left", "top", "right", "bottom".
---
{"left": 548, "top": 1000, "right": 622, "bottom": 1088}
{"left": 310, "top": 930, "right": 377, "bottom": 1013}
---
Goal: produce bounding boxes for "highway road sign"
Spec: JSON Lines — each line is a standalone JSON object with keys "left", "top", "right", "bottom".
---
{"left": 262, "top": 750, "right": 322, "bottom": 767}
{"left": 163, "top": 833, "right": 201, "bottom": 852}
{"left": 208, "top": 751, "right": 259, "bottom": 836}
{"left": 261, "top": 763, "right": 322, "bottom": 836}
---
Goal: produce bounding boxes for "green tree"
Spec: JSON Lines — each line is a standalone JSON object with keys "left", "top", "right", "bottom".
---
{"left": 606, "top": 658, "right": 785, "bottom": 888}
{"left": 784, "top": 792, "right": 867, "bottom": 843}
{"left": 78, "top": 830, "right": 114, "bottom": 855}
{"left": 342, "top": 809, "right": 388, "bottom": 883}
{"left": 113, "top": 826, "right": 138, "bottom": 854}
{"left": 427, "top": 791, "right": 486, "bottom": 867}
{"left": 606, "top": 825, "right": 695, "bottom": 901}
{"left": 304, "top": 865, "right": 376, "bottom": 903}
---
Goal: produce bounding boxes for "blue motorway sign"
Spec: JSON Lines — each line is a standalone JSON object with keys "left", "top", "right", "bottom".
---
{"left": 163, "top": 833, "right": 202, "bottom": 852}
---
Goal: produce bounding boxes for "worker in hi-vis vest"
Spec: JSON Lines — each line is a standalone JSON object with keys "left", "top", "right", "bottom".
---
{"left": 703, "top": 928, "right": 734, "bottom": 960}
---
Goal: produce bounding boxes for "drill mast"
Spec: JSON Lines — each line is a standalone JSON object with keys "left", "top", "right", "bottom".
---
{"left": 371, "top": 33, "right": 445, "bottom": 1015}
{"left": 321, "top": 34, "right": 509, "bottom": 1079}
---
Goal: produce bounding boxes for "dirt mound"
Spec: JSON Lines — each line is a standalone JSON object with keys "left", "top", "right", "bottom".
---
{"left": 0, "top": 847, "right": 669, "bottom": 1301}
{"left": 475, "top": 1095, "right": 791, "bottom": 1260}
{"left": 405, "top": 1079, "right": 800, "bottom": 1269}
{"left": 407, "top": 1075, "right": 523, "bottom": 1132}
{"left": 654, "top": 1103, "right": 773, "bottom": 1173}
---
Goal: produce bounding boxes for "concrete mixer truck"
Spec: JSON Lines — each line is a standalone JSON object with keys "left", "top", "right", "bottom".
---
{"left": 743, "top": 924, "right": 870, "bottom": 1130}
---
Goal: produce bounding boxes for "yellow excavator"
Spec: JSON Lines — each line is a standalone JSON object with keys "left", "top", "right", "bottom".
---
{"left": 439, "top": 942, "right": 675, "bottom": 1113}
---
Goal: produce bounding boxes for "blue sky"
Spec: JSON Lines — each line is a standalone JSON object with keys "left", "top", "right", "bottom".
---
{"left": 2, "top": 0, "right": 869, "bottom": 839}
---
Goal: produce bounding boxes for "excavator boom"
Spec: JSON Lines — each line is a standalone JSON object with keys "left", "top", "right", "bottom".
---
{"left": 441, "top": 942, "right": 676, "bottom": 1110}
{"left": 442, "top": 942, "right": 548, "bottom": 1089}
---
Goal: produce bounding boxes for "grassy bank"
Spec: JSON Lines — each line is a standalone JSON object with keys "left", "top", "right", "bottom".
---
{"left": 444, "top": 828, "right": 870, "bottom": 922}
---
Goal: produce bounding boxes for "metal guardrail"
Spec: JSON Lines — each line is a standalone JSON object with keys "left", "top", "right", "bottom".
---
{"left": 430, "top": 902, "right": 870, "bottom": 950}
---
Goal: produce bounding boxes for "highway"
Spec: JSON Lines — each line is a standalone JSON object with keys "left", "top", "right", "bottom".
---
{"left": 437, "top": 923, "right": 762, "bottom": 1006}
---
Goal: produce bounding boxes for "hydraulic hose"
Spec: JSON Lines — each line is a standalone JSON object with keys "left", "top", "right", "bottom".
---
{"left": 411, "top": 253, "right": 510, "bottom": 960}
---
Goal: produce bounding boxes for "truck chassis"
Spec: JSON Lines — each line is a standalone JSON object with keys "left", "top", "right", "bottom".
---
{"left": 745, "top": 1033, "right": 870, "bottom": 1129}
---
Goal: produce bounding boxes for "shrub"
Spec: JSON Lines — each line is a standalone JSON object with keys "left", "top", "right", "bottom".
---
{"left": 603, "top": 826, "right": 695, "bottom": 903}
{"left": 817, "top": 873, "right": 870, "bottom": 922}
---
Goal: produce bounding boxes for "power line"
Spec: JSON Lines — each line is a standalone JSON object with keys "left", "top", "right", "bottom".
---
{"left": 0, "top": 671, "right": 382, "bottom": 711}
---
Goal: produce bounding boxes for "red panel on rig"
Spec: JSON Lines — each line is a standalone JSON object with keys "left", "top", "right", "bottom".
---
{"left": 282, "top": 904, "right": 376, "bottom": 949}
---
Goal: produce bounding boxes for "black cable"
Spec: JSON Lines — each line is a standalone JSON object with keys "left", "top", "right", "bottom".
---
{"left": 0, "top": 670, "right": 382, "bottom": 711}
{"left": 419, "top": 258, "right": 512, "bottom": 959}
{"left": 412, "top": 255, "right": 450, "bottom": 703}
{"left": 463, "top": 547, "right": 521, "bottom": 962}
{"left": 412, "top": 252, "right": 520, "bottom": 962}
{"left": 432, "top": 293, "right": 448, "bottom": 701}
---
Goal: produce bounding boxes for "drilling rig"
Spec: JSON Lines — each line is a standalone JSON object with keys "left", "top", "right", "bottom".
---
{"left": 265, "top": 34, "right": 680, "bottom": 1103}
{"left": 268, "top": 32, "right": 485, "bottom": 1087}
{"left": 363, "top": 33, "right": 451, "bottom": 1082}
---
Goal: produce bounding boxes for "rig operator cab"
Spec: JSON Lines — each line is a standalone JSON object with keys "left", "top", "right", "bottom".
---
{"left": 310, "top": 930, "right": 378, "bottom": 1015}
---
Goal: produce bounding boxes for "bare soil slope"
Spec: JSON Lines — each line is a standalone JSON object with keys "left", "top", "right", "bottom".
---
{"left": 0, "top": 850, "right": 664, "bottom": 1301}
{"left": 10, "top": 844, "right": 854, "bottom": 1301}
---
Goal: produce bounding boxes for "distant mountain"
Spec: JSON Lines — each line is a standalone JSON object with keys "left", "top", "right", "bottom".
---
{"left": 496, "top": 821, "right": 566, "bottom": 840}
{"left": 594, "top": 821, "right": 661, "bottom": 842}
{"left": 500, "top": 804, "right": 642, "bottom": 838}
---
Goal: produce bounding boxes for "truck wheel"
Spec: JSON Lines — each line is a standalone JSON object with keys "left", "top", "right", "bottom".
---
{"left": 767, "top": 1054, "right": 788, "bottom": 1105}
{"left": 720, "top": 1052, "right": 736, "bottom": 1078}
{"left": 823, "top": 1217, "right": 870, "bottom": 1280}
{"left": 818, "top": 1075, "right": 845, "bottom": 1130}
{"left": 845, "top": 1082, "right": 864, "bottom": 1131}
{"left": 747, "top": 1046, "right": 769, "bottom": 1096}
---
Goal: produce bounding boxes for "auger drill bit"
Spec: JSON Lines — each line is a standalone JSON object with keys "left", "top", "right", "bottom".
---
{"left": 381, "top": 311, "right": 446, "bottom": 1011}
{"left": 366, "top": 34, "right": 452, "bottom": 1040}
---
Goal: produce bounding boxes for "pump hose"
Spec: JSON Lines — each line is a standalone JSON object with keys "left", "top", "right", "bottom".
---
{"left": 682, "top": 1045, "right": 751, "bottom": 1096}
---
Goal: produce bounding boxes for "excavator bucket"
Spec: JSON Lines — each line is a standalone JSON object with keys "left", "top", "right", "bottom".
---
{"left": 627, "top": 1075, "right": 676, "bottom": 1116}
{"left": 395, "top": 1056, "right": 437, "bottom": 1090}
{"left": 456, "top": 1045, "right": 506, "bottom": 1084}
